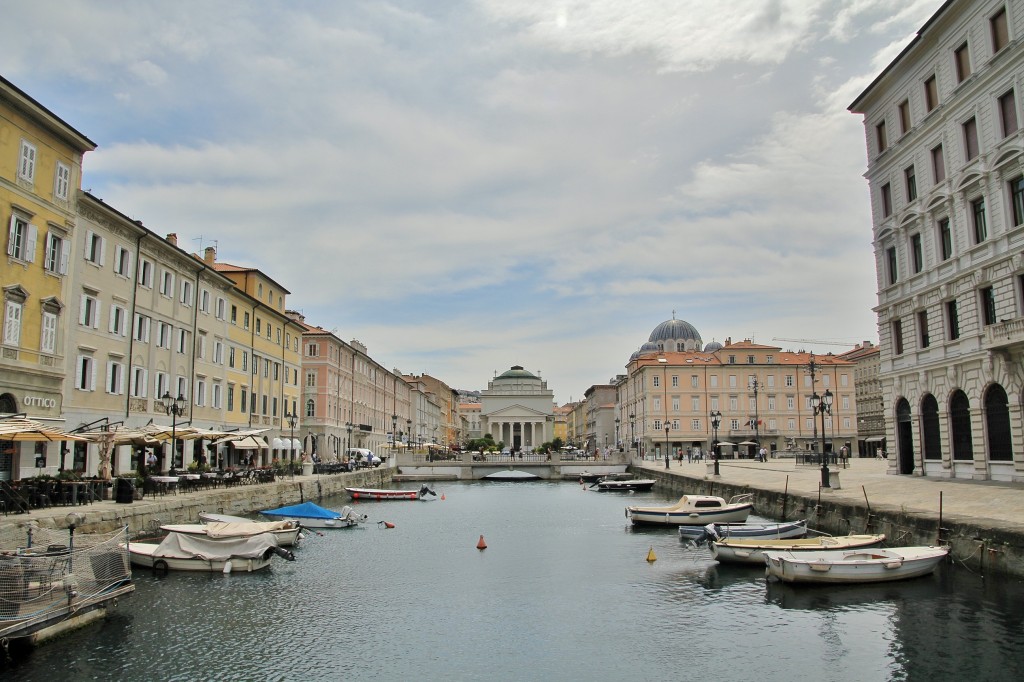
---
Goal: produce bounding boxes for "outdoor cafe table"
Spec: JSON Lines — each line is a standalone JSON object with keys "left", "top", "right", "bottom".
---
{"left": 150, "top": 475, "right": 180, "bottom": 495}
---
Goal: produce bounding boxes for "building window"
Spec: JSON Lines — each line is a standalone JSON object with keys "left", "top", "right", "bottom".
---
{"left": 195, "top": 380, "right": 206, "bottom": 407}
{"left": 157, "top": 322, "right": 171, "bottom": 349}
{"left": 160, "top": 270, "right": 173, "bottom": 296}
{"left": 243, "top": 311, "right": 250, "bottom": 330}
{"left": 981, "top": 286, "right": 997, "bottom": 326}
{"left": 931, "top": 144, "right": 945, "bottom": 182}
{"left": 216, "top": 297, "right": 226, "bottom": 320}
{"left": 999, "top": 89, "right": 1018, "bottom": 137}
{"left": 785, "top": 375, "right": 794, "bottom": 387}
{"left": 886, "top": 246, "right": 898, "bottom": 285}
{"left": 306, "top": 399, "right": 315, "bottom": 418}
{"left": 875, "top": 120, "right": 887, "bottom": 153}
{"left": 107, "top": 361, "right": 124, "bottom": 395}
{"left": 113, "top": 246, "right": 131, "bottom": 277}
{"left": 131, "top": 366, "right": 148, "bottom": 398}
{"left": 898, "top": 99, "right": 911, "bottom": 135}
{"left": 133, "top": 314, "right": 151, "bottom": 342}
{"left": 881, "top": 183, "right": 892, "bottom": 217}
{"left": 918, "top": 310, "right": 930, "bottom": 348}
{"left": 747, "top": 355, "right": 755, "bottom": 364}
{"left": 938, "top": 219, "right": 952, "bottom": 261}
{"left": 180, "top": 280, "right": 193, "bottom": 306}
{"left": 6, "top": 214, "right": 34, "bottom": 262}
{"left": 892, "top": 319, "right": 904, "bottom": 355}
{"left": 199, "top": 289, "right": 210, "bottom": 313}
{"left": 991, "top": 7, "right": 1009, "bottom": 54}
{"left": 3, "top": 300, "right": 22, "bottom": 346}
{"left": 44, "top": 231, "right": 68, "bottom": 274}
{"left": 77, "top": 355, "right": 95, "bottom": 391}
{"left": 54, "top": 161, "right": 71, "bottom": 200}
{"left": 924, "top": 75, "right": 938, "bottom": 112}
{"left": 652, "top": 375, "right": 659, "bottom": 388}
{"left": 671, "top": 375, "right": 678, "bottom": 387}
{"left": 18, "top": 140, "right": 36, "bottom": 182}
{"left": 947, "top": 300, "right": 961, "bottom": 340}
{"left": 690, "top": 375, "right": 699, "bottom": 388}
{"left": 40, "top": 311, "right": 57, "bottom": 354}
{"left": 84, "top": 231, "right": 104, "bottom": 265}
{"left": 954, "top": 42, "right": 971, "bottom": 82}
{"left": 904, "top": 165, "right": 917, "bottom": 202}
{"left": 1011, "top": 175, "right": 1024, "bottom": 226}
{"left": 229, "top": 346, "right": 236, "bottom": 368}
{"left": 911, "top": 233, "right": 923, "bottom": 273}
{"left": 177, "top": 329, "right": 189, "bottom": 353}
{"left": 137, "top": 259, "right": 153, "bottom": 288}
{"left": 80, "top": 293, "right": 100, "bottom": 329}
{"left": 963, "top": 117, "right": 979, "bottom": 161}
{"left": 972, "top": 198, "right": 987, "bottom": 243}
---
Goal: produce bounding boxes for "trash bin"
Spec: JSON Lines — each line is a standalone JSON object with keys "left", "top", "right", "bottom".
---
{"left": 827, "top": 471, "right": 842, "bottom": 490}
{"left": 115, "top": 477, "right": 135, "bottom": 504}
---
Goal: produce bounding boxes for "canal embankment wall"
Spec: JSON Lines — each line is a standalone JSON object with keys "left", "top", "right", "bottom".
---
{"left": 636, "top": 465, "right": 1024, "bottom": 579}
{"left": 0, "top": 468, "right": 392, "bottom": 544}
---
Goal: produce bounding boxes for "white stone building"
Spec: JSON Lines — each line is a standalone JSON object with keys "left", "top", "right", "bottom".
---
{"left": 480, "top": 366, "right": 554, "bottom": 451}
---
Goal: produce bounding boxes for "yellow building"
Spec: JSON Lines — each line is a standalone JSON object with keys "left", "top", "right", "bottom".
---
{"left": 1, "top": 76, "right": 94, "bottom": 479}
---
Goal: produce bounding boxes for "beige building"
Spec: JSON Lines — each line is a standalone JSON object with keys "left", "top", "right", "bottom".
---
{"left": 838, "top": 342, "right": 885, "bottom": 456}
{"left": 850, "top": 0, "right": 1024, "bottom": 481}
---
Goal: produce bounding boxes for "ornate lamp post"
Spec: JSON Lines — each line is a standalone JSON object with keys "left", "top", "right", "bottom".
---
{"left": 811, "top": 389, "right": 834, "bottom": 487}
{"left": 285, "top": 411, "right": 298, "bottom": 478}
{"left": 392, "top": 413, "right": 398, "bottom": 458}
{"left": 629, "top": 413, "right": 636, "bottom": 458}
{"left": 664, "top": 422, "right": 670, "bottom": 468}
{"left": 159, "top": 391, "right": 186, "bottom": 474}
{"left": 346, "top": 422, "right": 353, "bottom": 460}
{"left": 614, "top": 417, "right": 620, "bottom": 451}
{"left": 406, "top": 419, "right": 412, "bottom": 451}
{"left": 710, "top": 410, "right": 722, "bottom": 476}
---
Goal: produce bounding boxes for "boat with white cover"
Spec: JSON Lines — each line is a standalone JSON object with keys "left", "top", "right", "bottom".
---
{"left": 710, "top": 534, "right": 886, "bottom": 565}
{"left": 679, "top": 519, "right": 808, "bottom": 543}
{"left": 126, "top": 531, "right": 294, "bottom": 573}
{"left": 261, "top": 501, "right": 368, "bottom": 528}
{"left": 346, "top": 484, "right": 439, "bottom": 497}
{"left": 593, "top": 478, "right": 656, "bottom": 492}
{"left": 764, "top": 546, "right": 949, "bottom": 584}
{"left": 163, "top": 521, "right": 302, "bottom": 547}
{"left": 626, "top": 494, "right": 754, "bottom": 526}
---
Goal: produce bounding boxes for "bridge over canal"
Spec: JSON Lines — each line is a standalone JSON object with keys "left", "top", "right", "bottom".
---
{"left": 392, "top": 451, "right": 632, "bottom": 480}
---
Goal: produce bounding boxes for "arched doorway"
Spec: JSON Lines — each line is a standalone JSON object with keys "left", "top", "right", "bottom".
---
{"left": 984, "top": 384, "right": 1012, "bottom": 461}
{"left": 921, "top": 394, "right": 942, "bottom": 461}
{"left": 895, "top": 398, "right": 914, "bottom": 475}
{"left": 0, "top": 393, "right": 17, "bottom": 414}
{"left": 950, "top": 390, "right": 974, "bottom": 461}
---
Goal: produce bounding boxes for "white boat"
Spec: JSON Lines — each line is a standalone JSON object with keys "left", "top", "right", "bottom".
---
{"left": 261, "top": 501, "right": 368, "bottom": 528}
{"left": 679, "top": 519, "right": 808, "bottom": 542}
{"left": 764, "top": 546, "right": 949, "bottom": 584}
{"left": 626, "top": 494, "right": 754, "bottom": 526}
{"left": 162, "top": 521, "right": 302, "bottom": 547}
{"left": 481, "top": 471, "right": 540, "bottom": 481}
{"left": 710, "top": 534, "right": 886, "bottom": 565}
{"left": 126, "top": 531, "right": 294, "bottom": 573}
{"left": 593, "top": 478, "right": 656, "bottom": 492}
{"left": 345, "top": 484, "right": 439, "bottom": 498}
{"left": 198, "top": 512, "right": 256, "bottom": 524}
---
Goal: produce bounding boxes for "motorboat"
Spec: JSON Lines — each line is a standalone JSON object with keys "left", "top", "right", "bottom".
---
{"left": 577, "top": 470, "right": 630, "bottom": 483}
{"left": 126, "top": 531, "right": 294, "bottom": 573}
{"left": 678, "top": 519, "right": 808, "bottom": 543}
{"left": 345, "top": 484, "right": 438, "bottom": 499}
{"left": 710, "top": 534, "right": 886, "bottom": 565}
{"left": 593, "top": 478, "right": 656, "bottom": 492}
{"left": 261, "top": 501, "right": 368, "bottom": 528}
{"left": 626, "top": 494, "right": 754, "bottom": 525}
{"left": 162, "top": 521, "right": 302, "bottom": 547}
{"left": 764, "top": 546, "right": 949, "bottom": 584}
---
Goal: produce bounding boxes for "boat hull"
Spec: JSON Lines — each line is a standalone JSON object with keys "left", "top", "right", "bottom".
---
{"left": 711, "top": 534, "right": 886, "bottom": 565}
{"left": 627, "top": 495, "right": 754, "bottom": 526}
{"left": 764, "top": 546, "right": 949, "bottom": 584}
{"left": 595, "top": 479, "right": 655, "bottom": 492}
{"left": 679, "top": 520, "right": 808, "bottom": 542}
{"left": 346, "top": 487, "right": 420, "bottom": 500}
{"left": 126, "top": 543, "right": 271, "bottom": 572}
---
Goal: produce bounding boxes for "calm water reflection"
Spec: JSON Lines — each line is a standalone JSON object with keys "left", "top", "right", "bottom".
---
{"left": 6, "top": 481, "right": 1024, "bottom": 681}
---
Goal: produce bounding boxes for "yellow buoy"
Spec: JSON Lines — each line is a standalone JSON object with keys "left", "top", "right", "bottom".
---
{"left": 646, "top": 546, "right": 657, "bottom": 563}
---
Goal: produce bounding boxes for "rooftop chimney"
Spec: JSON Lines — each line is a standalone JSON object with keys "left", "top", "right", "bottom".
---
{"left": 166, "top": 233, "right": 177, "bottom": 246}
{"left": 204, "top": 246, "right": 216, "bottom": 264}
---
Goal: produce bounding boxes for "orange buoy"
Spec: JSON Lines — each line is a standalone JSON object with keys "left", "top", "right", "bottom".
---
{"left": 646, "top": 546, "right": 657, "bottom": 563}
{"left": 477, "top": 534, "right": 487, "bottom": 550}
{"left": 382, "top": 521, "right": 395, "bottom": 529}
{"left": 441, "top": 493, "right": 446, "bottom": 500}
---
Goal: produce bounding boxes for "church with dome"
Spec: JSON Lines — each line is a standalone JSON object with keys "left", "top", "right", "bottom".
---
{"left": 478, "top": 366, "right": 555, "bottom": 452}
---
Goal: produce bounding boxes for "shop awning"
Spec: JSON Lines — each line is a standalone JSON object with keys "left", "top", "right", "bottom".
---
{"left": 864, "top": 436, "right": 886, "bottom": 442}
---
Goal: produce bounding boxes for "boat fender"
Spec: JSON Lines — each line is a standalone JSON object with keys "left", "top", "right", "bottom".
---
{"left": 223, "top": 562, "right": 232, "bottom": 574}
{"left": 152, "top": 559, "right": 169, "bottom": 574}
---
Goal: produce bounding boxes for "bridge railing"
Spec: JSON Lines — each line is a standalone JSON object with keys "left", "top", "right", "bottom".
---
{"left": 396, "top": 451, "right": 630, "bottom": 466}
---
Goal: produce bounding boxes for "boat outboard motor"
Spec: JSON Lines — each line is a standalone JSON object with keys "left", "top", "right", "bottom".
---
{"left": 268, "top": 546, "right": 296, "bottom": 562}
{"left": 419, "top": 484, "right": 437, "bottom": 498}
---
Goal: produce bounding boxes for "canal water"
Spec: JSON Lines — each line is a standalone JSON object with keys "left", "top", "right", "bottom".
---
{"left": 5, "top": 481, "right": 1024, "bottom": 681}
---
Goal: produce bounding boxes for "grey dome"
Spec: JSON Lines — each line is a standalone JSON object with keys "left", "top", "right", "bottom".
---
{"left": 638, "top": 342, "right": 661, "bottom": 355}
{"left": 648, "top": 317, "right": 702, "bottom": 345}
{"left": 496, "top": 365, "right": 537, "bottom": 380}
{"left": 703, "top": 341, "right": 723, "bottom": 352}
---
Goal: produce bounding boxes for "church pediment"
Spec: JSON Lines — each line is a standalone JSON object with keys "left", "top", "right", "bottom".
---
{"left": 483, "top": 404, "right": 551, "bottom": 418}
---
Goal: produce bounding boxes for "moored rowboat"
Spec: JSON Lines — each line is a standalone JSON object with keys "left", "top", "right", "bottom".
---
{"left": 627, "top": 494, "right": 754, "bottom": 526}
{"left": 679, "top": 519, "right": 808, "bottom": 542}
{"left": 126, "top": 531, "right": 293, "bottom": 573}
{"left": 764, "top": 546, "right": 949, "bottom": 584}
{"left": 711, "top": 534, "right": 886, "bottom": 565}
{"left": 163, "top": 521, "right": 302, "bottom": 547}
{"left": 346, "top": 484, "right": 437, "bottom": 500}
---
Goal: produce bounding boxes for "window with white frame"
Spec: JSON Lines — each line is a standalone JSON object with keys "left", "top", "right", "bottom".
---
{"left": 729, "top": 375, "right": 737, "bottom": 388}
{"left": 84, "top": 231, "right": 104, "bottom": 265}
{"left": 691, "top": 397, "right": 700, "bottom": 411}
{"left": 228, "top": 346, "right": 236, "bottom": 368}
{"left": 769, "top": 419, "right": 777, "bottom": 430}
{"left": 160, "top": 270, "right": 173, "bottom": 296}
{"left": 54, "top": 161, "right": 70, "bottom": 200}
{"left": 840, "top": 374, "right": 849, "bottom": 387}
{"left": 176, "top": 376, "right": 187, "bottom": 401}
{"left": 77, "top": 354, "right": 96, "bottom": 391}
{"left": 113, "top": 246, "right": 132, "bottom": 277}
{"left": 180, "top": 279, "right": 192, "bottom": 306}
{"left": 785, "top": 375, "right": 794, "bottom": 387}
{"left": 107, "top": 360, "right": 124, "bottom": 395}
{"left": 842, "top": 396, "right": 850, "bottom": 410}
{"left": 133, "top": 314, "right": 151, "bottom": 342}
{"left": 241, "top": 351, "right": 248, "bottom": 372}
{"left": 212, "top": 382, "right": 222, "bottom": 408}
{"left": 653, "top": 397, "right": 661, "bottom": 412}
{"left": 652, "top": 375, "right": 660, "bottom": 388}
{"left": 823, "top": 375, "right": 830, "bottom": 387}
{"left": 177, "top": 329, "right": 189, "bottom": 354}
{"left": 691, "top": 419, "right": 701, "bottom": 430}
{"left": 195, "top": 379, "right": 206, "bottom": 406}
{"left": 216, "top": 297, "right": 226, "bottom": 320}
{"left": 671, "top": 397, "right": 679, "bottom": 411}
{"left": 138, "top": 259, "right": 153, "bottom": 287}
{"left": 157, "top": 322, "right": 171, "bottom": 349}
{"left": 200, "top": 289, "right": 209, "bottom": 313}
{"left": 263, "top": 358, "right": 270, "bottom": 378}
{"left": 44, "top": 231, "right": 69, "bottom": 274}
{"left": 653, "top": 419, "right": 662, "bottom": 431}
{"left": 787, "top": 396, "right": 795, "bottom": 410}
{"left": 6, "top": 214, "right": 36, "bottom": 261}
{"left": 730, "top": 419, "right": 739, "bottom": 430}
{"left": 306, "top": 371, "right": 316, "bottom": 387}
{"left": 18, "top": 140, "right": 36, "bottom": 182}
{"left": 80, "top": 293, "right": 100, "bottom": 329}
{"left": 767, "top": 396, "right": 776, "bottom": 411}
{"left": 273, "top": 362, "right": 280, "bottom": 380}
{"left": 108, "top": 304, "right": 127, "bottom": 337}
{"left": 213, "top": 340, "right": 223, "bottom": 364}
{"left": 729, "top": 397, "right": 738, "bottom": 411}
{"left": 805, "top": 417, "right": 813, "bottom": 430}
{"left": 155, "top": 371, "right": 168, "bottom": 399}
{"left": 709, "top": 375, "right": 718, "bottom": 388}
{"left": 710, "top": 397, "right": 719, "bottom": 410}
{"left": 131, "top": 366, "right": 148, "bottom": 398}
{"left": 3, "top": 300, "right": 23, "bottom": 345}
{"left": 197, "top": 332, "right": 207, "bottom": 359}
{"left": 787, "top": 418, "right": 795, "bottom": 430}
{"left": 40, "top": 311, "right": 57, "bottom": 354}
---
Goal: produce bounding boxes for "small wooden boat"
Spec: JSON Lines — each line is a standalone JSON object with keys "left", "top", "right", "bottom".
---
{"left": 764, "top": 546, "right": 949, "bottom": 584}
{"left": 679, "top": 519, "right": 808, "bottom": 542}
{"left": 346, "top": 484, "right": 438, "bottom": 499}
{"left": 163, "top": 521, "right": 302, "bottom": 547}
{"left": 626, "top": 494, "right": 754, "bottom": 525}
{"left": 126, "top": 531, "right": 294, "bottom": 573}
{"left": 261, "top": 501, "right": 368, "bottom": 528}
{"left": 577, "top": 471, "right": 630, "bottom": 483}
{"left": 593, "top": 478, "right": 656, "bottom": 492}
{"left": 711, "top": 534, "right": 886, "bottom": 565}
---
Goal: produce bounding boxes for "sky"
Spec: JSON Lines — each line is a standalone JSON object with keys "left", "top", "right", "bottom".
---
{"left": 2, "top": 0, "right": 946, "bottom": 403}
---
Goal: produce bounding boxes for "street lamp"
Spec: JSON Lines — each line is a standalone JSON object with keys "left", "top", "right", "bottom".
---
{"left": 664, "top": 422, "right": 670, "bottom": 468}
{"left": 159, "top": 391, "right": 186, "bottom": 474}
{"left": 710, "top": 410, "right": 722, "bottom": 476}
{"left": 614, "top": 417, "right": 620, "bottom": 451}
{"left": 629, "top": 413, "right": 636, "bottom": 458}
{"left": 392, "top": 413, "right": 398, "bottom": 456}
{"left": 346, "top": 422, "right": 353, "bottom": 459}
{"left": 811, "top": 389, "right": 834, "bottom": 488}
